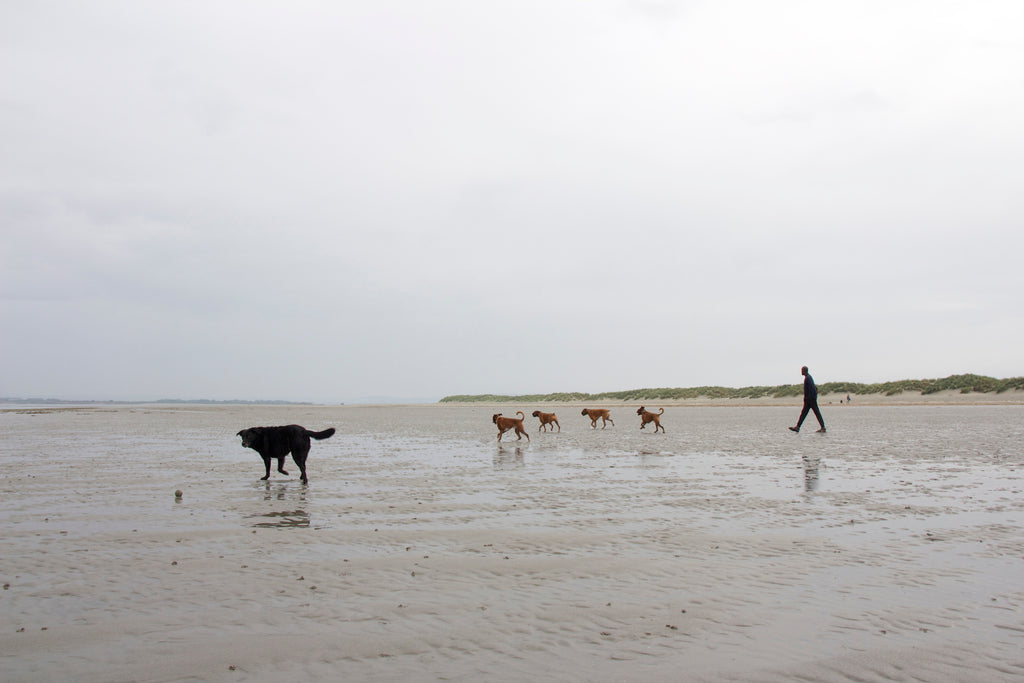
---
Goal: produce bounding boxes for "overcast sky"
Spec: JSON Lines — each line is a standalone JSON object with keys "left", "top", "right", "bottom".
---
{"left": 2, "top": 1, "right": 1022, "bottom": 403}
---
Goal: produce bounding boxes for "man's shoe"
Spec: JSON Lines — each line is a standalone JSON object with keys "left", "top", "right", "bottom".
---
{"left": 788, "top": 426, "right": 799, "bottom": 432}
{"left": 816, "top": 428, "right": 827, "bottom": 433}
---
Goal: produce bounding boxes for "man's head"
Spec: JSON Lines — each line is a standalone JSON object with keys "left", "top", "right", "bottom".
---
{"left": 801, "top": 366, "right": 809, "bottom": 376}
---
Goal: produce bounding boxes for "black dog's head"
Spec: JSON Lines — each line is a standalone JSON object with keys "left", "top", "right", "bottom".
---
{"left": 237, "top": 427, "right": 259, "bottom": 449}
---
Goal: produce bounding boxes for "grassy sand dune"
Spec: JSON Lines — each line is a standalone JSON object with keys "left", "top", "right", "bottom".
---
{"left": 441, "top": 373, "right": 1024, "bottom": 403}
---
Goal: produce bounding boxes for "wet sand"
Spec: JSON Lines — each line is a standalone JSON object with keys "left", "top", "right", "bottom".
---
{"left": 1, "top": 403, "right": 1022, "bottom": 681}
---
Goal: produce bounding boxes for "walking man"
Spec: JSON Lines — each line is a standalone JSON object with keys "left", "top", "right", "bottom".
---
{"left": 790, "top": 366, "right": 826, "bottom": 433}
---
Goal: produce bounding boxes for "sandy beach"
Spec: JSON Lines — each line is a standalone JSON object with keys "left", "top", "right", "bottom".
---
{"left": 1, "top": 402, "right": 1022, "bottom": 681}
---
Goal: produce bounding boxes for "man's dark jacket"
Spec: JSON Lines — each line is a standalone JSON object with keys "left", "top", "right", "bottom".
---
{"left": 804, "top": 374, "right": 818, "bottom": 403}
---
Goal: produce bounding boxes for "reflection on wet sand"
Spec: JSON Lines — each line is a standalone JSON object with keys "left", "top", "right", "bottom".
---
{"left": 259, "top": 480, "right": 308, "bottom": 502}
{"left": 248, "top": 509, "right": 310, "bottom": 528}
{"left": 493, "top": 445, "right": 525, "bottom": 469}
{"left": 249, "top": 481, "right": 311, "bottom": 527}
{"left": 802, "top": 455, "right": 820, "bottom": 492}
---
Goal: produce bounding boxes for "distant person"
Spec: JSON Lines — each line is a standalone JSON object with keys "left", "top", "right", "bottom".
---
{"left": 789, "top": 366, "right": 826, "bottom": 433}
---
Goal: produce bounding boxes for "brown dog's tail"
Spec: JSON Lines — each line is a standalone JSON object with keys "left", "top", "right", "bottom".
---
{"left": 516, "top": 411, "right": 525, "bottom": 419}
{"left": 306, "top": 428, "right": 336, "bottom": 440}
{"left": 657, "top": 408, "right": 664, "bottom": 415}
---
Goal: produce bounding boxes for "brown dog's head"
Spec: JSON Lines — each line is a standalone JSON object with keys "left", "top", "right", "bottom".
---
{"left": 492, "top": 413, "right": 502, "bottom": 424}
{"left": 581, "top": 408, "right": 589, "bottom": 416}
{"left": 636, "top": 407, "right": 646, "bottom": 415}
{"left": 532, "top": 410, "right": 541, "bottom": 417}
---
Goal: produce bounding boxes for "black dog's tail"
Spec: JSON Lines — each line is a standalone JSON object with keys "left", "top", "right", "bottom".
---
{"left": 306, "top": 428, "right": 336, "bottom": 440}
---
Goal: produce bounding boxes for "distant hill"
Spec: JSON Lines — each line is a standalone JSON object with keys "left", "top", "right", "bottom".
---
{"left": 439, "top": 374, "right": 1024, "bottom": 403}
{"left": 0, "top": 398, "right": 313, "bottom": 406}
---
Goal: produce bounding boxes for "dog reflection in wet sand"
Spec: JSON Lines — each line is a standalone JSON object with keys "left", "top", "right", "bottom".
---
{"left": 492, "top": 412, "right": 530, "bottom": 442}
{"left": 581, "top": 408, "right": 614, "bottom": 429}
{"left": 532, "top": 410, "right": 560, "bottom": 432}
{"left": 494, "top": 446, "right": 526, "bottom": 469}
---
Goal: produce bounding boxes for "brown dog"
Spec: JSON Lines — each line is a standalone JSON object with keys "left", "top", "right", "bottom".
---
{"left": 636, "top": 406, "right": 665, "bottom": 433}
{"left": 581, "top": 408, "right": 614, "bottom": 429}
{"left": 532, "top": 410, "right": 560, "bottom": 432}
{"left": 493, "top": 411, "right": 530, "bottom": 441}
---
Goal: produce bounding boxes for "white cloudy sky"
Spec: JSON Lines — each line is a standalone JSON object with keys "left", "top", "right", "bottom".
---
{"left": 2, "top": 1, "right": 1022, "bottom": 403}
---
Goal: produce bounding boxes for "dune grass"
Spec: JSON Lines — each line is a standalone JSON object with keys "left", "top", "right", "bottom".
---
{"left": 439, "top": 374, "right": 1024, "bottom": 403}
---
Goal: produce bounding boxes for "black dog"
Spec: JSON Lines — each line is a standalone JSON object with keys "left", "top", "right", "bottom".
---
{"left": 237, "top": 425, "right": 335, "bottom": 483}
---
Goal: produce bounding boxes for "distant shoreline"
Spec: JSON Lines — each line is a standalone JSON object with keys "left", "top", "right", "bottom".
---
{"left": 439, "top": 373, "right": 1024, "bottom": 405}
{"left": 5, "top": 391, "right": 1021, "bottom": 410}
{"left": 5, "top": 373, "right": 1023, "bottom": 408}
{"left": 437, "top": 389, "right": 1024, "bottom": 408}
{"left": 0, "top": 398, "right": 315, "bottom": 407}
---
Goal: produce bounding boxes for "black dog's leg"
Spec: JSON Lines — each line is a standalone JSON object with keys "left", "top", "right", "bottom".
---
{"left": 261, "top": 455, "right": 272, "bottom": 480}
{"left": 277, "top": 456, "right": 289, "bottom": 476}
{"left": 293, "top": 449, "right": 309, "bottom": 483}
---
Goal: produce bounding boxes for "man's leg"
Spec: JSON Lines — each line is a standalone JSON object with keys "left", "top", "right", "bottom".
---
{"left": 811, "top": 402, "right": 826, "bottom": 431}
{"left": 794, "top": 404, "right": 811, "bottom": 431}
